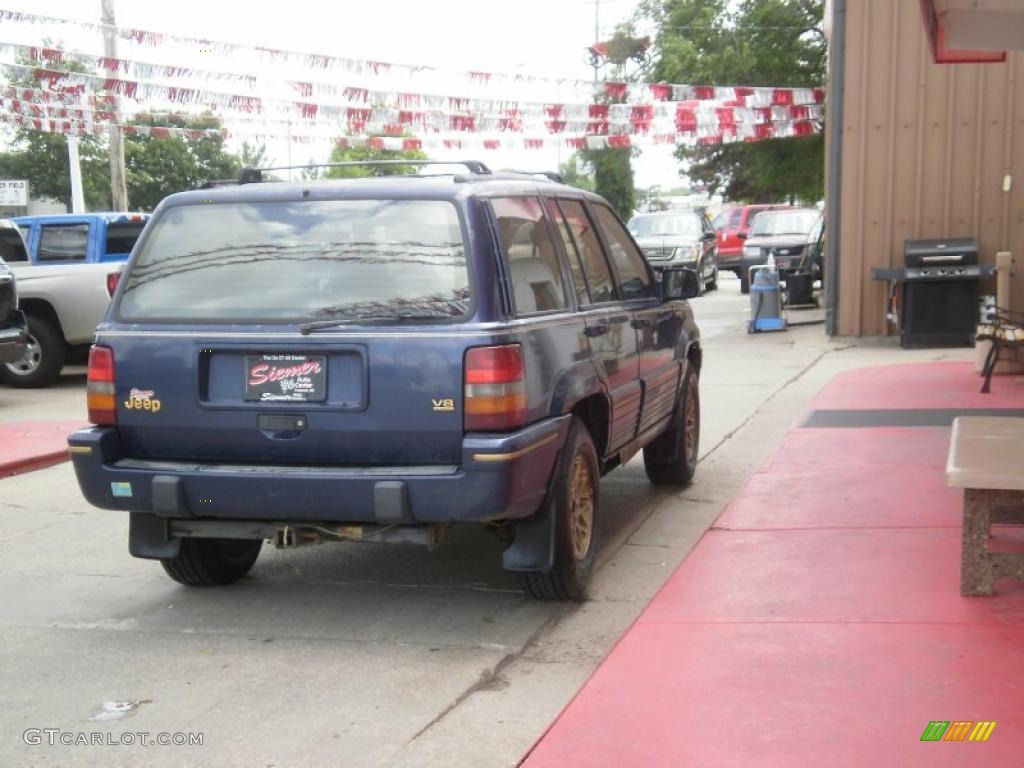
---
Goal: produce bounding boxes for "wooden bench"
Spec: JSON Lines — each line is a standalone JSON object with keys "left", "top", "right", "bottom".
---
{"left": 946, "top": 417, "right": 1024, "bottom": 595}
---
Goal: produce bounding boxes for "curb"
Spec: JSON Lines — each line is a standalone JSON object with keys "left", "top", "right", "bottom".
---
{"left": 0, "top": 449, "right": 70, "bottom": 479}
{"left": 0, "top": 421, "right": 88, "bottom": 480}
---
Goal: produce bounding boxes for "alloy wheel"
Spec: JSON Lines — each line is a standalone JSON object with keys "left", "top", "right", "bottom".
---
{"left": 568, "top": 454, "right": 594, "bottom": 561}
{"left": 5, "top": 333, "right": 41, "bottom": 376}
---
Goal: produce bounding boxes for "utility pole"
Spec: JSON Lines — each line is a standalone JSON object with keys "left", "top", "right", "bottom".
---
{"left": 67, "top": 136, "right": 86, "bottom": 213}
{"left": 101, "top": 0, "right": 128, "bottom": 210}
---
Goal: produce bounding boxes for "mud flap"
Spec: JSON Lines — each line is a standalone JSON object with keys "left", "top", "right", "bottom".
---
{"left": 129, "top": 512, "right": 181, "bottom": 560}
{"left": 502, "top": 450, "right": 560, "bottom": 572}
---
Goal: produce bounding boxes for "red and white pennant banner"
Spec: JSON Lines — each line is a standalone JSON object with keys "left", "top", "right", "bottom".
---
{"left": 2, "top": 86, "right": 823, "bottom": 139}
{"left": 0, "top": 14, "right": 825, "bottom": 106}
{"left": 0, "top": 109, "right": 821, "bottom": 148}
{"left": 0, "top": 43, "right": 824, "bottom": 117}
{"left": 2, "top": 65, "right": 823, "bottom": 139}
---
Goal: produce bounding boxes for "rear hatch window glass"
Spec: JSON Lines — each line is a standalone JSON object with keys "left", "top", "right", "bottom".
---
{"left": 118, "top": 200, "right": 469, "bottom": 322}
{"left": 105, "top": 222, "right": 146, "bottom": 257}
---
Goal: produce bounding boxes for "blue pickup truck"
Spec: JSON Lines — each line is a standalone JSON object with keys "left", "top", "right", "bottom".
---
{"left": 13, "top": 212, "right": 150, "bottom": 264}
{"left": 68, "top": 162, "right": 703, "bottom": 600}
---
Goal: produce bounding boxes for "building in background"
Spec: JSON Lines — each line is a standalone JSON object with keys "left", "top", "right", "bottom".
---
{"left": 825, "top": 0, "right": 1024, "bottom": 337}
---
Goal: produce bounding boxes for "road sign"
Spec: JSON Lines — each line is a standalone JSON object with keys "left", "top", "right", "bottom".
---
{"left": 0, "top": 180, "right": 28, "bottom": 206}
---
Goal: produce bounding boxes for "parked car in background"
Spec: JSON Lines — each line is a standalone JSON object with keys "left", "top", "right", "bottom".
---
{"left": 68, "top": 162, "right": 704, "bottom": 601}
{"left": 715, "top": 203, "right": 790, "bottom": 277}
{"left": 738, "top": 208, "right": 823, "bottom": 293}
{"left": 627, "top": 209, "right": 719, "bottom": 294}
{"left": 13, "top": 212, "right": 150, "bottom": 265}
{"left": 0, "top": 225, "right": 28, "bottom": 365}
{"left": 0, "top": 219, "right": 124, "bottom": 388}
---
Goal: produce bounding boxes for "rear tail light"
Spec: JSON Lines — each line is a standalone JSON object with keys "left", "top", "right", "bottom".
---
{"left": 106, "top": 271, "right": 121, "bottom": 297}
{"left": 464, "top": 344, "right": 526, "bottom": 431}
{"left": 87, "top": 345, "right": 117, "bottom": 425}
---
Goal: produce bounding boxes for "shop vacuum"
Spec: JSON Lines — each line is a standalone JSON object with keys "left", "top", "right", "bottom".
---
{"left": 748, "top": 263, "right": 787, "bottom": 333}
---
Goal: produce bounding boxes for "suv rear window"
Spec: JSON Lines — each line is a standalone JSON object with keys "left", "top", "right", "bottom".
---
{"left": 118, "top": 200, "right": 469, "bottom": 322}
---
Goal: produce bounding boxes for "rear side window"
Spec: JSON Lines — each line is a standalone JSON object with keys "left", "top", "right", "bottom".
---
{"left": 0, "top": 228, "right": 28, "bottom": 262}
{"left": 557, "top": 200, "right": 615, "bottom": 305}
{"left": 729, "top": 208, "right": 742, "bottom": 227}
{"left": 591, "top": 205, "right": 654, "bottom": 301}
{"left": 492, "top": 197, "right": 568, "bottom": 315}
{"left": 105, "top": 222, "right": 146, "bottom": 257}
{"left": 546, "top": 199, "right": 589, "bottom": 306}
{"left": 38, "top": 224, "right": 88, "bottom": 262}
{"left": 118, "top": 200, "right": 469, "bottom": 322}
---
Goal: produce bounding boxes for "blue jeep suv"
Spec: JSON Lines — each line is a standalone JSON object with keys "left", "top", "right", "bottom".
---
{"left": 68, "top": 162, "right": 703, "bottom": 600}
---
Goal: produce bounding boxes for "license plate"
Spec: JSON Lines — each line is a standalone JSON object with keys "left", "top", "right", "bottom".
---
{"left": 244, "top": 354, "right": 327, "bottom": 403}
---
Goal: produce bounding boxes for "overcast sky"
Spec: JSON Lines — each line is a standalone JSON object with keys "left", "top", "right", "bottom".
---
{"left": 0, "top": 0, "right": 684, "bottom": 189}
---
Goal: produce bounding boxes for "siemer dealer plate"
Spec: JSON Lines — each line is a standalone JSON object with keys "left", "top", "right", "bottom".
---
{"left": 244, "top": 354, "right": 327, "bottom": 402}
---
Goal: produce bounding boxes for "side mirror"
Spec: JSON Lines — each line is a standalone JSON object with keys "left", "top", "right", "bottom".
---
{"left": 737, "top": 231, "right": 748, "bottom": 240}
{"left": 660, "top": 267, "right": 701, "bottom": 301}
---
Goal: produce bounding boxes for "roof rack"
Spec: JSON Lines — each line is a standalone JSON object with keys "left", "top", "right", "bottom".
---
{"left": 197, "top": 161, "right": 567, "bottom": 190}
{"left": 232, "top": 160, "right": 493, "bottom": 186}
{"left": 504, "top": 170, "right": 564, "bottom": 183}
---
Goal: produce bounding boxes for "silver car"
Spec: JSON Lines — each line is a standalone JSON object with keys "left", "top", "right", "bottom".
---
{"left": 0, "top": 222, "right": 28, "bottom": 365}
{"left": 738, "top": 209, "right": 822, "bottom": 294}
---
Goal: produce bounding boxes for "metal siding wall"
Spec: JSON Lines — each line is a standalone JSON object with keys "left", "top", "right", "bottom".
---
{"left": 836, "top": 0, "right": 1024, "bottom": 336}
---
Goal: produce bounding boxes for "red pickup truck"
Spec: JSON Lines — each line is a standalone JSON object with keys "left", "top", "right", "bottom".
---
{"left": 714, "top": 204, "right": 790, "bottom": 276}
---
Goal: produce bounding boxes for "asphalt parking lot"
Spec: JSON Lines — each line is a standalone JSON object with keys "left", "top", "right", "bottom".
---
{"left": 1, "top": 275, "right": 938, "bottom": 767}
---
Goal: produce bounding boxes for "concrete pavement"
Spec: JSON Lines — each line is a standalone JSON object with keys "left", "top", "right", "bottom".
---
{"left": 0, "top": 274, "right": 975, "bottom": 766}
{"left": 523, "top": 361, "right": 1024, "bottom": 767}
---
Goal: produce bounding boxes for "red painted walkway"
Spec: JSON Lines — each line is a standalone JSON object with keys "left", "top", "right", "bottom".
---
{"left": 523, "top": 362, "right": 1024, "bottom": 767}
{"left": 0, "top": 421, "right": 88, "bottom": 478}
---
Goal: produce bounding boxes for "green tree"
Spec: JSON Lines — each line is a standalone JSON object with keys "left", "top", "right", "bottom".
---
{"left": 0, "top": 42, "right": 111, "bottom": 210}
{"left": 585, "top": 21, "right": 647, "bottom": 220}
{"left": 583, "top": 147, "right": 635, "bottom": 220}
{"left": 0, "top": 132, "right": 111, "bottom": 210}
{"left": 125, "top": 112, "right": 240, "bottom": 210}
{"left": 325, "top": 138, "right": 427, "bottom": 178}
{"left": 559, "top": 154, "right": 594, "bottom": 192}
{"left": 642, "top": 0, "right": 826, "bottom": 202}
{"left": 237, "top": 140, "right": 269, "bottom": 170}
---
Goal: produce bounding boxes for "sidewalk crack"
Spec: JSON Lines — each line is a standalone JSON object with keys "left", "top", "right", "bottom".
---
{"left": 404, "top": 607, "right": 567, "bottom": 744}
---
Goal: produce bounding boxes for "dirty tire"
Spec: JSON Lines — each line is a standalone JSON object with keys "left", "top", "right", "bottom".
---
{"left": 161, "top": 538, "right": 262, "bottom": 586}
{"left": 0, "top": 314, "right": 65, "bottom": 388}
{"left": 643, "top": 363, "right": 700, "bottom": 486}
{"left": 739, "top": 269, "right": 751, "bottom": 294}
{"left": 707, "top": 266, "right": 718, "bottom": 292}
{"left": 518, "top": 418, "right": 600, "bottom": 601}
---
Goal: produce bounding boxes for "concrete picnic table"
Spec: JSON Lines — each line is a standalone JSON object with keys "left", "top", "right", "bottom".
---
{"left": 946, "top": 416, "right": 1024, "bottom": 595}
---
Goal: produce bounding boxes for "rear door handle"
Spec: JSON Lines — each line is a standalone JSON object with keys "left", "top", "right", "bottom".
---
{"left": 584, "top": 323, "right": 610, "bottom": 337}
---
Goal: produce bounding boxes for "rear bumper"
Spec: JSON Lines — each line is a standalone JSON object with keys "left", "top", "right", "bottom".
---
{"left": 68, "top": 415, "right": 570, "bottom": 525}
{"left": 0, "top": 311, "right": 28, "bottom": 364}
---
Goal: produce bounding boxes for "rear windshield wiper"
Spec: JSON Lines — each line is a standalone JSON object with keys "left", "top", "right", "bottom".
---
{"left": 299, "top": 309, "right": 455, "bottom": 334}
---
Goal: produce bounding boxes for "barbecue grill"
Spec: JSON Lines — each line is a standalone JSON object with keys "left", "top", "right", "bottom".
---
{"left": 871, "top": 237, "right": 995, "bottom": 348}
